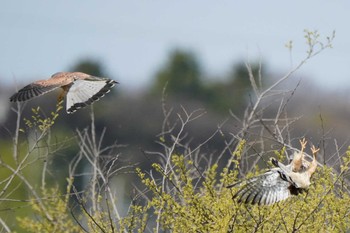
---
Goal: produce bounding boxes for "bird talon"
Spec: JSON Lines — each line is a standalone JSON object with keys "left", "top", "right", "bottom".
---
{"left": 299, "top": 138, "right": 307, "bottom": 152}
{"left": 310, "top": 145, "right": 319, "bottom": 155}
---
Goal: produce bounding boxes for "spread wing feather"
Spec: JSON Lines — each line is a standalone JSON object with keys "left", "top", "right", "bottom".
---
{"left": 10, "top": 81, "right": 61, "bottom": 102}
{"left": 231, "top": 169, "right": 293, "bottom": 205}
{"left": 66, "top": 79, "right": 117, "bottom": 114}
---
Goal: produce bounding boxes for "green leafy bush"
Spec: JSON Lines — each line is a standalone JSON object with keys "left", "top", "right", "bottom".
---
{"left": 134, "top": 146, "right": 350, "bottom": 232}
{"left": 14, "top": 146, "right": 350, "bottom": 232}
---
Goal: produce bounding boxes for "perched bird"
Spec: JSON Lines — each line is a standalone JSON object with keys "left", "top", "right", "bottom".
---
{"left": 227, "top": 139, "right": 319, "bottom": 205}
{"left": 10, "top": 72, "right": 118, "bottom": 114}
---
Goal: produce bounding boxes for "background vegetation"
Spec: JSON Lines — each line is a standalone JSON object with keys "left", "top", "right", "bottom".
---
{"left": 0, "top": 30, "right": 350, "bottom": 232}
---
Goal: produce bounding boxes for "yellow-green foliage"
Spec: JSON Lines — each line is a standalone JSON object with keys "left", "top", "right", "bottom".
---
{"left": 15, "top": 143, "right": 350, "bottom": 232}
{"left": 22, "top": 100, "right": 63, "bottom": 133}
{"left": 118, "top": 205, "right": 148, "bottom": 233}
{"left": 16, "top": 178, "right": 82, "bottom": 233}
{"left": 135, "top": 145, "right": 350, "bottom": 233}
{"left": 0, "top": 103, "right": 65, "bottom": 230}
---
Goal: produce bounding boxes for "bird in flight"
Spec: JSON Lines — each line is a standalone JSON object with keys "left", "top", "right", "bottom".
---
{"left": 10, "top": 72, "right": 118, "bottom": 114}
{"left": 227, "top": 139, "right": 319, "bottom": 205}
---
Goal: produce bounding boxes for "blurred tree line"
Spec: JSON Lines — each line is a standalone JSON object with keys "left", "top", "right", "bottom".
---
{"left": 152, "top": 49, "right": 263, "bottom": 113}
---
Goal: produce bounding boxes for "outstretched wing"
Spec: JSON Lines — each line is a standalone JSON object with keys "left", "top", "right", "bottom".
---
{"left": 66, "top": 78, "right": 117, "bottom": 114}
{"left": 9, "top": 80, "right": 62, "bottom": 102}
{"left": 9, "top": 72, "right": 74, "bottom": 102}
{"left": 230, "top": 169, "right": 293, "bottom": 205}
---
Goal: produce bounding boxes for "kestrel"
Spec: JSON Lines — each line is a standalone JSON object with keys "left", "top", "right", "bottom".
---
{"left": 227, "top": 139, "right": 319, "bottom": 205}
{"left": 10, "top": 72, "right": 118, "bottom": 114}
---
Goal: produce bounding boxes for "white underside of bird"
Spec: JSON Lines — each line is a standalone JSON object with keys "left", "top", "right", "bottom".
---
{"left": 66, "top": 79, "right": 115, "bottom": 113}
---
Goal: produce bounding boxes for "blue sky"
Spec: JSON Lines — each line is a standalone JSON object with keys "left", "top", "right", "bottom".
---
{"left": 1, "top": 1, "right": 349, "bottom": 91}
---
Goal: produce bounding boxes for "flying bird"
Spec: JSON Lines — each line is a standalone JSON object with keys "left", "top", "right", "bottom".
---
{"left": 10, "top": 72, "right": 118, "bottom": 114}
{"left": 227, "top": 139, "right": 319, "bottom": 205}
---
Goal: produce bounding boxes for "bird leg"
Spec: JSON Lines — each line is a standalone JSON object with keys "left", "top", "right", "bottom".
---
{"left": 57, "top": 89, "right": 65, "bottom": 103}
{"left": 307, "top": 145, "right": 319, "bottom": 176}
{"left": 300, "top": 138, "right": 307, "bottom": 148}
{"left": 299, "top": 138, "right": 307, "bottom": 158}
{"left": 57, "top": 86, "right": 69, "bottom": 103}
{"left": 292, "top": 138, "right": 308, "bottom": 172}
{"left": 310, "top": 145, "right": 320, "bottom": 156}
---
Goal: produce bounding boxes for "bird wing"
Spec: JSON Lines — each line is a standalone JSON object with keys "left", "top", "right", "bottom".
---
{"left": 66, "top": 78, "right": 117, "bottom": 114}
{"left": 9, "top": 72, "right": 75, "bottom": 102}
{"left": 231, "top": 168, "right": 292, "bottom": 205}
{"left": 9, "top": 79, "right": 63, "bottom": 102}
